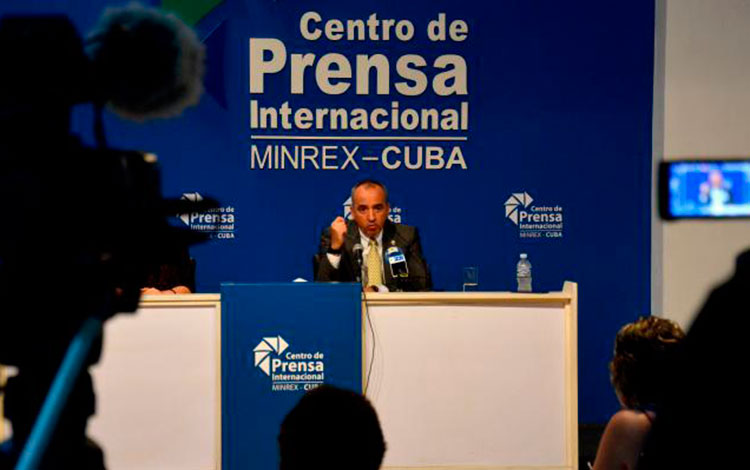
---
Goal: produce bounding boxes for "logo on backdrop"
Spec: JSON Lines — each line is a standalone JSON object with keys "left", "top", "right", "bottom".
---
{"left": 178, "top": 192, "right": 236, "bottom": 240}
{"left": 504, "top": 192, "right": 564, "bottom": 239}
{"left": 252, "top": 335, "right": 325, "bottom": 392}
{"left": 343, "top": 196, "right": 403, "bottom": 223}
{"left": 248, "top": 12, "right": 471, "bottom": 172}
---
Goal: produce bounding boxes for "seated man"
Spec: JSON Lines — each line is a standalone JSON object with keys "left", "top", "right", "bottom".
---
{"left": 315, "top": 179, "right": 431, "bottom": 292}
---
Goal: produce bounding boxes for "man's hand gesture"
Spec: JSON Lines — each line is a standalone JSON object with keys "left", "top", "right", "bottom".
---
{"left": 330, "top": 216, "right": 347, "bottom": 250}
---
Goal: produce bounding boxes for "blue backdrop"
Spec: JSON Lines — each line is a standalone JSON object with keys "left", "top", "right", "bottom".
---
{"left": 3, "top": 0, "right": 654, "bottom": 424}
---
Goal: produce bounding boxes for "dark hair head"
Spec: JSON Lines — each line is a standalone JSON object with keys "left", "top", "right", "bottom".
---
{"left": 351, "top": 179, "right": 389, "bottom": 204}
{"left": 610, "top": 316, "right": 686, "bottom": 410}
{"left": 278, "top": 385, "right": 386, "bottom": 470}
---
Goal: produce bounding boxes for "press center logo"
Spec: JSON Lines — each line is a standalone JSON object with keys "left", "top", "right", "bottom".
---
{"left": 178, "top": 192, "right": 236, "bottom": 240}
{"left": 252, "top": 336, "right": 325, "bottom": 392}
{"left": 343, "top": 196, "right": 403, "bottom": 223}
{"left": 504, "top": 192, "right": 564, "bottom": 239}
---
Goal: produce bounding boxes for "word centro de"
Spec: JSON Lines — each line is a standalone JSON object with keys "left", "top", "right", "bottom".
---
{"left": 250, "top": 143, "right": 467, "bottom": 171}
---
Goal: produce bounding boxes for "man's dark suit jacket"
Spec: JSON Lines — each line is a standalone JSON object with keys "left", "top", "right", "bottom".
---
{"left": 315, "top": 220, "right": 431, "bottom": 291}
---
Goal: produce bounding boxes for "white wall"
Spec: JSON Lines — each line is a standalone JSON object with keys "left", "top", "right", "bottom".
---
{"left": 659, "top": 0, "right": 750, "bottom": 328}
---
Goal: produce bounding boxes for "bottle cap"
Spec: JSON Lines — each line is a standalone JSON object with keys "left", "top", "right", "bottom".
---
{"left": 520, "top": 253, "right": 527, "bottom": 259}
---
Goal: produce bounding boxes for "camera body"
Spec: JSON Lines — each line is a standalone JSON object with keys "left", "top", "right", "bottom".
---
{"left": 0, "top": 11, "right": 208, "bottom": 467}
{"left": 0, "top": 142, "right": 167, "bottom": 366}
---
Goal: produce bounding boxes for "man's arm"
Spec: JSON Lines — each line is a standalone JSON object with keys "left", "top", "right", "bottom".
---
{"left": 315, "top": 227, "right": 341, "bottom": 282}
{"left": 315, "top": 216, "right": 349, "bottom": 282}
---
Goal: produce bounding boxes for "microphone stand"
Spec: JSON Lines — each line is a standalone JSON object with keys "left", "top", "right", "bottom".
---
{"left": 15, "top": 311, "right": 107, "bottom": 470}
{"left": 353, "top": 244, "right": 363, "bottom": 284}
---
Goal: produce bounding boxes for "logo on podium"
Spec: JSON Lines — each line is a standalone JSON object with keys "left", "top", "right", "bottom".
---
{"left": 251, "top": 336, "right": 326, "bottom": 392}
{"left": 253, "top": 336, "right": 289, "bottom": 376}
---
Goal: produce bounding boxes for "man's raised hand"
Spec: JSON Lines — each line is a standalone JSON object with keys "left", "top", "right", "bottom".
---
{"left": 330, "top": 216, "right": 347, "bottom": 250}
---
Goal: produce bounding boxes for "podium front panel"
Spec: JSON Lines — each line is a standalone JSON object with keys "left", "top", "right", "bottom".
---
{"left": 221, "top": 283, "right": 362, "bottom": 470}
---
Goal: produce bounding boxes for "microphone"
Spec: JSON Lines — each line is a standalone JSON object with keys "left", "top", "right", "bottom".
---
{"left": 352, "top": 243, "right": 364, "bottom": 283}
{"left": 85, "top": 3, "right": 205, "bottom": 121}
{"left": 386, "top": 246, "right": 409, "bottom": 279}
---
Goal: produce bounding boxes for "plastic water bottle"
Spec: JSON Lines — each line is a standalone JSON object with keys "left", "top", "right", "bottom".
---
{"left": 516, "top": 253, "right": 532, "bottom": 292}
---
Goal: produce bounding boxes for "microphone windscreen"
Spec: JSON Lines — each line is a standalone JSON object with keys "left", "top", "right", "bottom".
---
{"left": 352, "top": 243, "right": 363, "bottom": 265}
{"left": 85, "top": 3, "right": 205, "bottom": 121}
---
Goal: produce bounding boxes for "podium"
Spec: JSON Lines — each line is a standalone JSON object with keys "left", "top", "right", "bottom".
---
{"left": 221, "top": 283, "right": 362, "bottom": 470}
{"left": 42, "top": 282, "right": 577, "bottom": 470}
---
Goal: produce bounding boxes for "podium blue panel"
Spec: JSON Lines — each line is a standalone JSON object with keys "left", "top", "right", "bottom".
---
{"left": 221, "top": 283, "right": 362, "bottom": 470}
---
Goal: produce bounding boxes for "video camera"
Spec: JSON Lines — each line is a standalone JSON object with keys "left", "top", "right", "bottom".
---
{"left": 0, "top": 5, "right": 215, "bottom": 468}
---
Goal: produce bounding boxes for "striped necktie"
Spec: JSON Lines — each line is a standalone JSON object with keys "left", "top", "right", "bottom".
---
{"left": 366, "top": 239, "right": 382, "bottom": 287}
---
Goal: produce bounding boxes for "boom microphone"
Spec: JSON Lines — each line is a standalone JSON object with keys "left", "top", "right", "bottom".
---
{"left": 85, "top": 3, "right": 205, "bottom": 121}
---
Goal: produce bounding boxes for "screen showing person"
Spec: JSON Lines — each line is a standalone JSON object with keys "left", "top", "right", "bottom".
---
{"left": 314, "top": 179, "right": 431, "bottom": 292}
{"left": 663, "top": 160, "right": 750, "bottom": 218}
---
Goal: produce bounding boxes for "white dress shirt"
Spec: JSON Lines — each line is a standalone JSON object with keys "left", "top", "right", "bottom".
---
{"left": 326, "top": 229, "right": 389, "bottom": 291}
